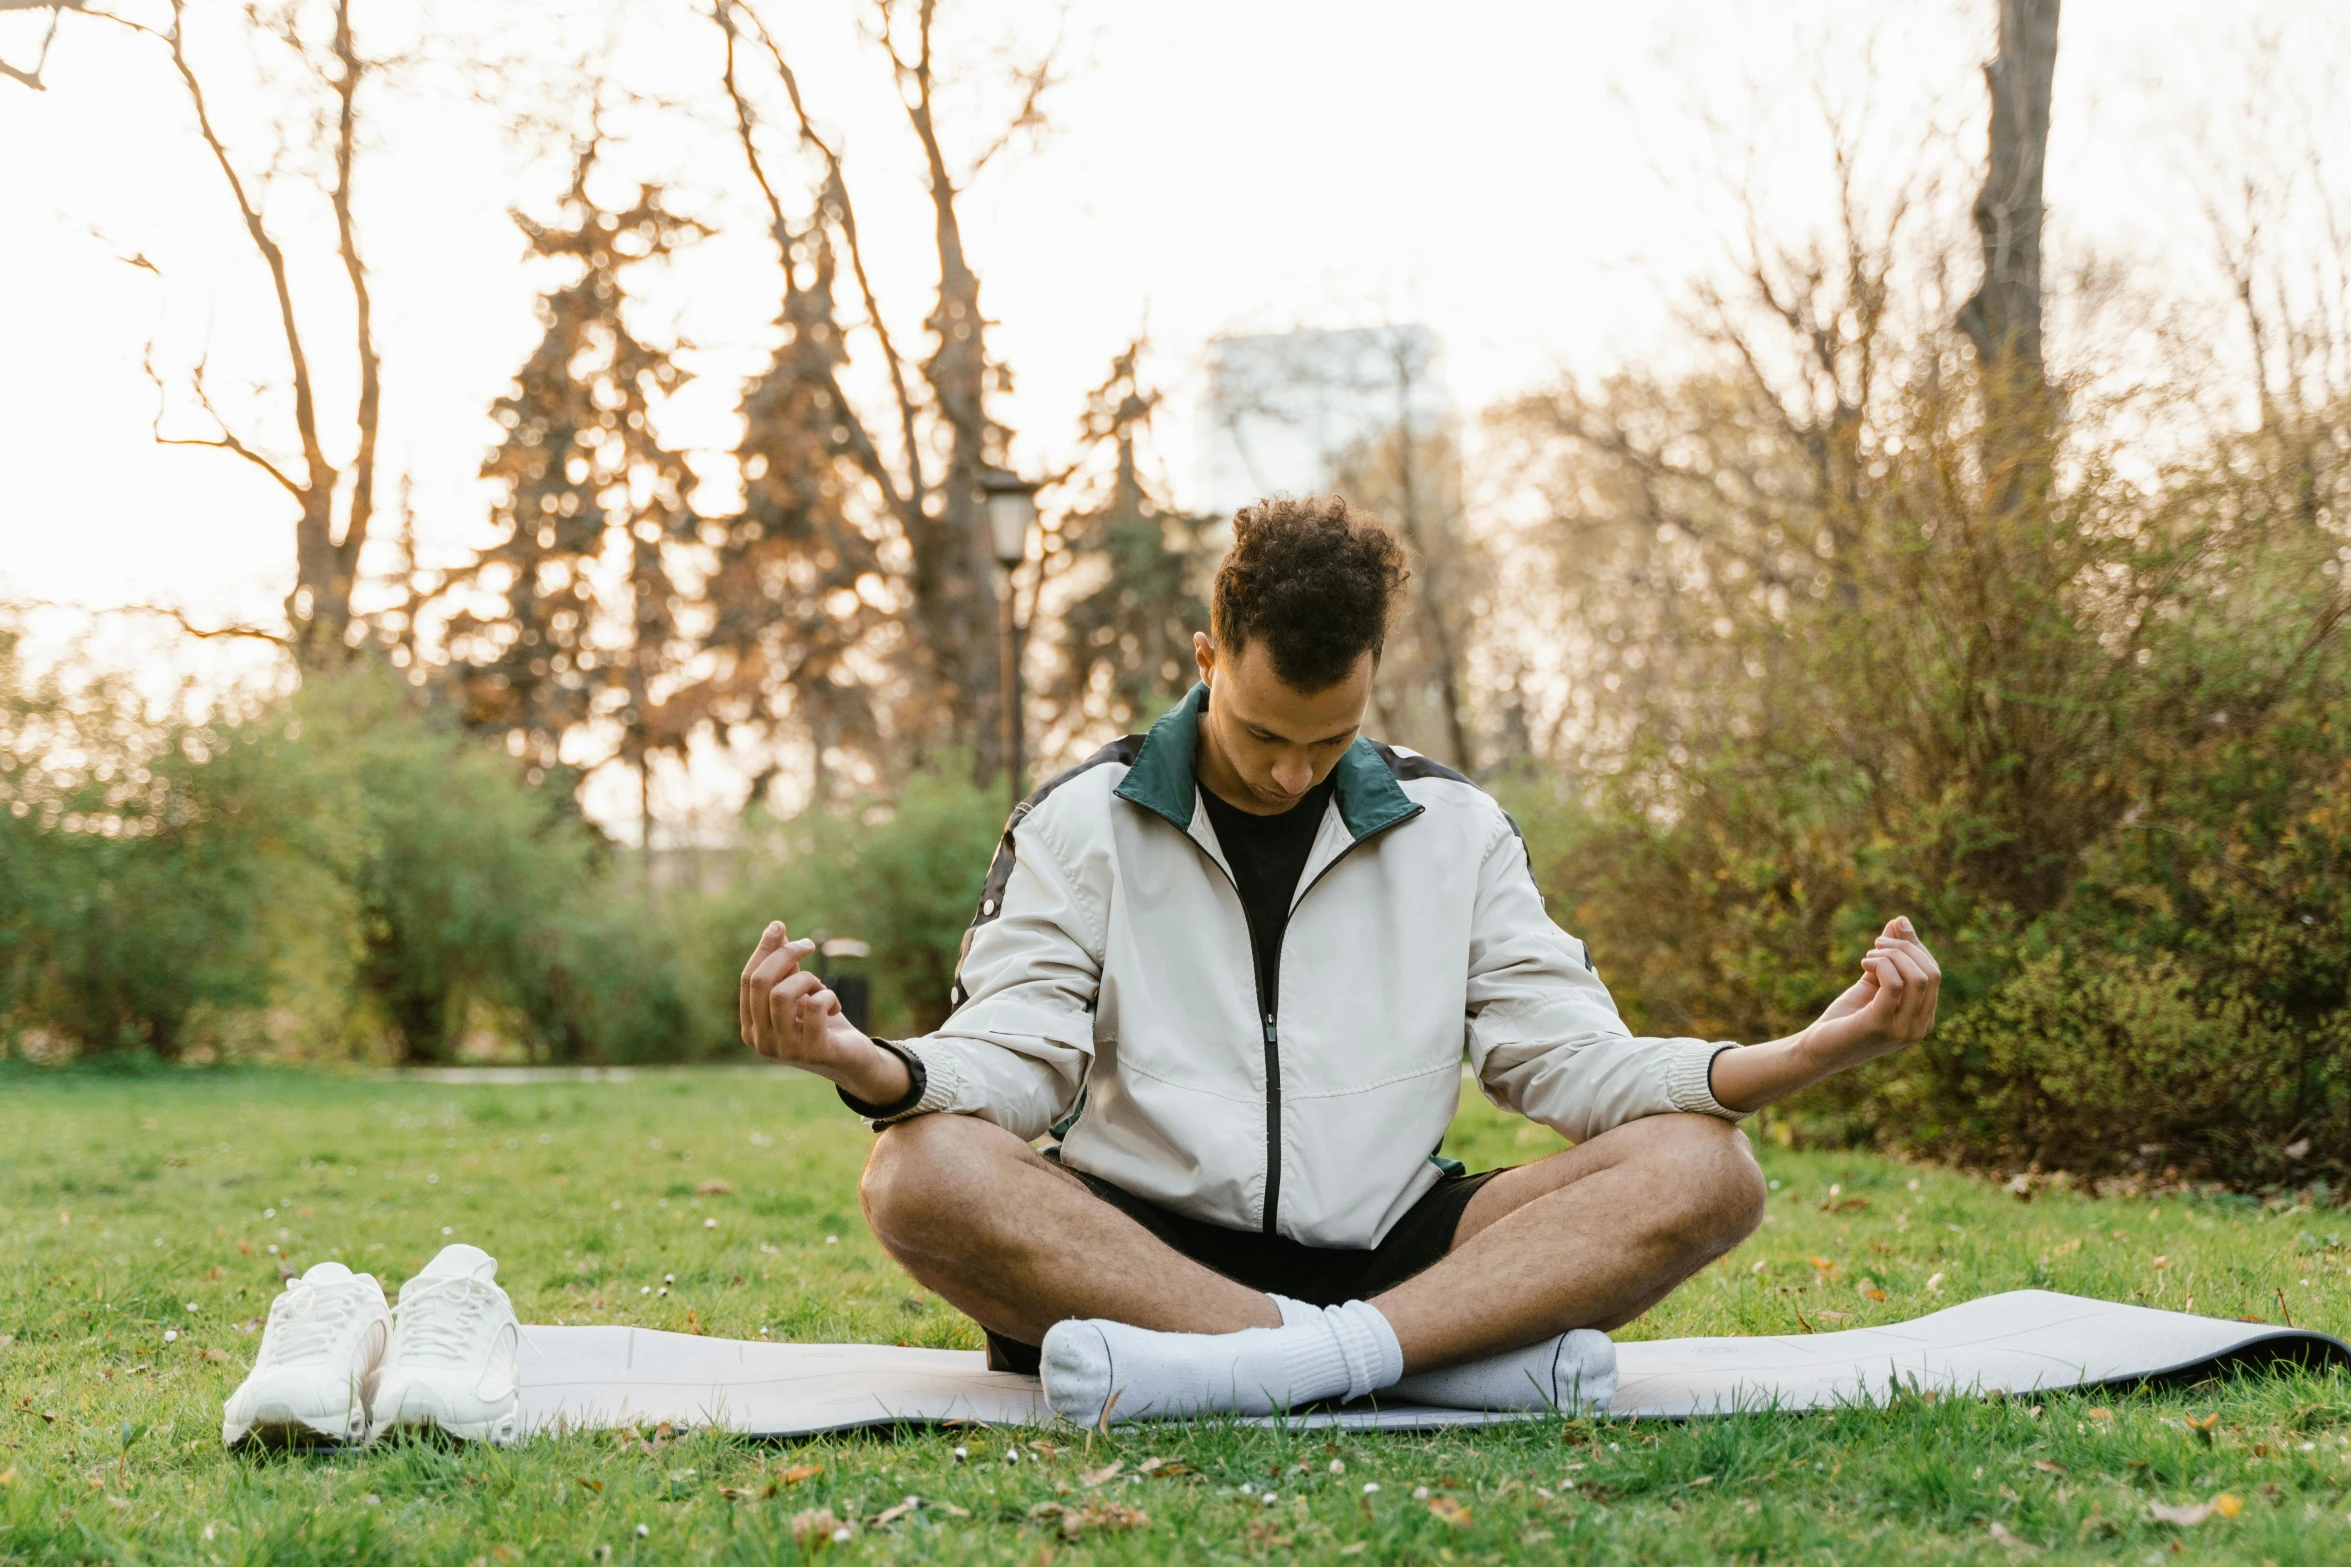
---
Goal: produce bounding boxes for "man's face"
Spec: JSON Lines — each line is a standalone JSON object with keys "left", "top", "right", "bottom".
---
{"left": 1193, "top": 632, "right": 1375, "bottom": 812}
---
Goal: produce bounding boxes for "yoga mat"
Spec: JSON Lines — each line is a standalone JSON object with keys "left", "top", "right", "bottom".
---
{"left": 513, "top": 1290, "right": 2347, "bottom": 1438}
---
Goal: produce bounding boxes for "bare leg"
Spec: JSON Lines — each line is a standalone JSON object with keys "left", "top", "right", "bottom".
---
{"left": 859, "top": 1113, "right": 1281, "bottom": 1347}
{"left": 1373, "top": 1113, "right": 1766, "bottom": 1373}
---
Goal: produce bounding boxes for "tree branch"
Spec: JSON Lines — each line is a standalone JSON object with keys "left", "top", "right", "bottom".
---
{"left": 1, "top": 597, "right": 291, "bottom": 649}
{"left": 728, "top": 0, "right": 927, "bottom": 516}
{"left": 327, "top": 0, "right": 379, "bottom": 575}
{"left": 0, "top": 1, "right": 67, "bottom": 91}
{"left": 960, "top": 7, "right": 1066, "bottom": 181}
{"left": 140, "top": 330, "right": 305, "bottom": 500}
{"left": 104, "top": 0, "right": 335, "bottom": 498}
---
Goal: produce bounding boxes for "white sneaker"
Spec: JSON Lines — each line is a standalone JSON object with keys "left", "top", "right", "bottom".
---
{"left": 368, "top": 1243, "right": 521, "bottom": 1445}
{"left": 221, "top": 1261, "right": 391, "bottom": 1447}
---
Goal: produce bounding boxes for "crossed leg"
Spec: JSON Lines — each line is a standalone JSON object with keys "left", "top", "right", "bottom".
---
{"left": 858, "top": 1110, "right": 1766, "bottom": 1373}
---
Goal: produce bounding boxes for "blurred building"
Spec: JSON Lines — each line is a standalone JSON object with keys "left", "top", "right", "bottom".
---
{"left": 1194, "top": 325, "right": 1454, "bottom": 517}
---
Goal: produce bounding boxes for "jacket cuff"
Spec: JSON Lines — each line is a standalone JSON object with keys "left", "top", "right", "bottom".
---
{"left": 1665, "top": 1039, "right": 1743, "bottom": 1121}
{"left": 842, "top": 1038, "right": 957, "bottom": 1128}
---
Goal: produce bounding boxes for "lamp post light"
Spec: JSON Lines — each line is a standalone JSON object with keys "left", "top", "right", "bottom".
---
{"left": 979, "top": 467, "right": 1042, "bottom": 817}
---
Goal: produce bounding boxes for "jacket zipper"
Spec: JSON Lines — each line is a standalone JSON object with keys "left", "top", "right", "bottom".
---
{"left": 1195, "top": 805, "right": 1424, "bottom": 1237}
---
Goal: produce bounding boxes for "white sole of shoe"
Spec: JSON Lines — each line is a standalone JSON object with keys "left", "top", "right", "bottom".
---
{"left": 224, "top": 1406, "right": 368, "bottom": 1448}
{"left": 367, "top": 1409, "right": 520, "bottom": 1447}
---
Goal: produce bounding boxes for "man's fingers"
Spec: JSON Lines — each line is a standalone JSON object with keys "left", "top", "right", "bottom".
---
{"left": 1879, "top": 947, "right": 1930, "bottom": 989}
{"left": 749, "top": 938, "right": 818, "bottom": 995}
{"left": 740, "top": 922, "right": 786, "bottom": 1042}
{"left": 1874, "top": 934, "right": 1941, "bottom": 976}
{"left": 741, "top": 921, "right": 786, "bottom": 981}
{"left": 1863, "top": 951, "right": 1903, "bottom": 991}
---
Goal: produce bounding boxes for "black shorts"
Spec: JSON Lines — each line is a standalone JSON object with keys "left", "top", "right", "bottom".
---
{"left": 982, "top": 1158, "right": 1510, "bottom": 1374}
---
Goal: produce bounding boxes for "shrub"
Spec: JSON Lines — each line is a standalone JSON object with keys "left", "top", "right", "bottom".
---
{"left": 0, "top": 636, "right": 340, "bottom": 1058}
{"left": 694, "top": 761, "right": 1004, "bottom": 1041}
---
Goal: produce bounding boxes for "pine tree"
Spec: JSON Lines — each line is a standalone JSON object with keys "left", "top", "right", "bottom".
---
{"left": 1035, "top": 346, "right": 1219, "bottom": 755}
{"left": 445, "top": 153, "right": 705, "bottom": 838}
{"left": 696, "top": 213, "right": 895, "bottom": 811}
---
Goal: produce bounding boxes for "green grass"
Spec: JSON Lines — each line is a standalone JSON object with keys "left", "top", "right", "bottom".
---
{"left": 3, "top": 1065, "right": 2349, "bottom": 1564}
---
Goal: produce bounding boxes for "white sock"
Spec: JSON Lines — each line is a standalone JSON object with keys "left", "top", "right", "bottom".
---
{"left": 1040, "top": 1299, "right": 1405, "bottom": 1425}
{"left": 1388, "top": 1328, "right": 1618, "bottom": 1414}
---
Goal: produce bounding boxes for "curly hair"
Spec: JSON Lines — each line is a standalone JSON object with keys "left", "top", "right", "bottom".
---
{"left": 1212, "top": 495, "right": 1409, "bottom": 692}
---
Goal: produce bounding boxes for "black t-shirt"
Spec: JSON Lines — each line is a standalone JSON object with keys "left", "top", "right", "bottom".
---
{"left": 1197, "top": 772, "right": 1338, "bottom": 1008}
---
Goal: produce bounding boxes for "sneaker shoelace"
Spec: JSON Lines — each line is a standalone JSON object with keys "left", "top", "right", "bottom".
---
{"left": 258, "top": 1283, "right": 371, "bottom": 1368}
{"left": 393, "top": 1277, "right": 508, "bottom": 1365}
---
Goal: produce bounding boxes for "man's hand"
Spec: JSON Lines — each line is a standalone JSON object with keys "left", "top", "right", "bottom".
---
{"left": 1796, "top": 916, "right": 1942, "bottom": 1075}
{"left": 738, "top": 922, "right": 913, "bottom": 1106}
{"left": 1707, "top": 916, "right": 1941, "bottom": 1114}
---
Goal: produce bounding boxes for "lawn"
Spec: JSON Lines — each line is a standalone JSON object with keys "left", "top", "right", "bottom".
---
{"left": 2, "top": 1064, "right": 2348, "bottom": 1565}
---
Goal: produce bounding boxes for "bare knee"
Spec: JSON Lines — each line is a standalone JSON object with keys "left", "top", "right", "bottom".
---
{"left": 1626, "top": 1113, "right": 1768, "bottom": 1257}
{"left": 859, "top": 1113, "right": 1037, "bottom": 1252}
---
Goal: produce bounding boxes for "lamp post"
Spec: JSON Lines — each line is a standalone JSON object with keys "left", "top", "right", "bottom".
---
{"left": 979, "top": 467, "right": 1042, "bottom": 817}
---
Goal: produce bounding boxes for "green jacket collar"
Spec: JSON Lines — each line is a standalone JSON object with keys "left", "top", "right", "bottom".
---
{"left": 1113, "top": 682, "right": 1420, "bottom": 842}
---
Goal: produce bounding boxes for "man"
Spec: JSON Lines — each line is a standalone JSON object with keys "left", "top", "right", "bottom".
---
{"left": 740, "top": 496, "right": 1941, "bottom": 1423}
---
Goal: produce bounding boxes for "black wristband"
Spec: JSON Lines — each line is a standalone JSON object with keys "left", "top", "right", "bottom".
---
{"left": 837, "top": 1037, "right": 928, "bottom": 1122}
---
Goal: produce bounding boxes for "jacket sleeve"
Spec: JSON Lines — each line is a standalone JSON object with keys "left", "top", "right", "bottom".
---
{"left": 862, "top": 810, "right": 1102, "bottom": 1139}
{"left": 1463, "top": 811, "right": 1743, "bottom": 1141}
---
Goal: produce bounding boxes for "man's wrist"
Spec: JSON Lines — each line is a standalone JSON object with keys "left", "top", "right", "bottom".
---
{"left": 835, "top": 1036, "right": 923, "bottom": 1120}
{"left": 1707, "top": 1031, "right": 1814, "bottom": 1115}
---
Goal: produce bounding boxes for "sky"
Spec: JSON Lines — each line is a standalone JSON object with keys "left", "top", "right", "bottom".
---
{"left": 1, "top": 0, "right": 2341, "bottom": 824}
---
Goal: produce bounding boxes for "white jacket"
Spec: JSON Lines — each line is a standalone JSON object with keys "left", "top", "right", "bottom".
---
{"left": 879, "top": 685, "right": 1741, "bottom": 1249}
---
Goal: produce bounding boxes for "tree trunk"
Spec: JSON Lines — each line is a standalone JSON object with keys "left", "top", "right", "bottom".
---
{"left": 1958, "top": 0, "right": 2061, "bottom": 494}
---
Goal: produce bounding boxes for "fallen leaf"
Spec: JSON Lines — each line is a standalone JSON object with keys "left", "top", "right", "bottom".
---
{"left": 0, "top": 1335, "right": 14, "bottom": 1349}
{"left": 491, "top": 1548, "right": 518, "bottom": 1565}
{"left": 1860, "top": 1287, "right": 1889, "bottom": 1302}
{"left": 2152, "top": 1256, "right": 2171, "bottom": 1270}
{"left": 1079, "top": 1461, "right": 1124, "bottom": 1488}
{"left": 1426, "top": 1496, "right": 1473, "bottom": 1527}
{"left": 1031, "top": 1501, "right": 1150, "bottom": 1538}
{"left": 575, "top": 1478, "right": 603, "bottom": 1493}
{"left": 718, "top": 1487, "right": 761, "bottom": 1502}
{"left": 2086, "top": 1408, "right": 2113, "bottom": 1422}
{"left": 203, "top": 1348, "right": 231, "bottom": 1364}
{"left": 1814, "top": 1310, "right": 1855, "bottom": 1324}
{"left": 777, "top": 1463, "right": 822, "bottom": 1485}
{"left": 0, "top": 1468, "right": 13, "bottom": 1488}
{"left": 696, "top": 1180, "right": 735, "bottom": 1196}
{"left": 2148, "top": 1497, "right": 2237, "bottom": 1526}
{"left": 2032, "top": 1459, "right": 2068, "bottom": 1474}
{"left": 789, "top": 1508, "right": 846, "bottom": 1547}
{"left": 871, "top": 1496, "right": 919, "bottom": 1527}
{"left": 2212, "top": 1493, "right": 2242, "bottom": 1518}
{"left": 1029, "top": 1440, "right": 1064, "bottom": 1457}
{"left": 1987, "top": 1521, "right": 2035, "bottom": 1551}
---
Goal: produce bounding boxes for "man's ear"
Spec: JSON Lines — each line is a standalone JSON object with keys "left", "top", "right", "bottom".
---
{"left": 1192, "top": 630, "right": 1216, "bottom": 689}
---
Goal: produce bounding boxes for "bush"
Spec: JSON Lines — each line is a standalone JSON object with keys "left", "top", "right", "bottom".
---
{"left": 0, "top": 636, "right": 342, "bottom": 1058}
{"left": 1882, "top": 708, "right": 2351, "bottom": 1185}
{"left": 694, "top": 761, "right": 1004, "bottom": 1041}
{"left": 0, "top": 651, "right": 726, "bottom": 1066}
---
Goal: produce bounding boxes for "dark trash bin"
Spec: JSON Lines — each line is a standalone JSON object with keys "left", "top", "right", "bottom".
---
{"left": 814, "top": 936, "right": 872, "bottom": 1035}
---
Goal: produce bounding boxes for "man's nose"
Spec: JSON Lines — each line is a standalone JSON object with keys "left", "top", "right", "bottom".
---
{"left": 1271, "top": 753, "right": 1313, "bottom": 795}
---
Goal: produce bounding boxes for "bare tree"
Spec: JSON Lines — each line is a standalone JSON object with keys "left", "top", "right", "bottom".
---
{"left": 714, "top": 0, "right": 1063, "bottom": 789}
{"left": 1958, "top": 0, "right": 2061, "bottom": 495}
{"left": 81, "top": 0, "right": 387, "bottom": 669}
